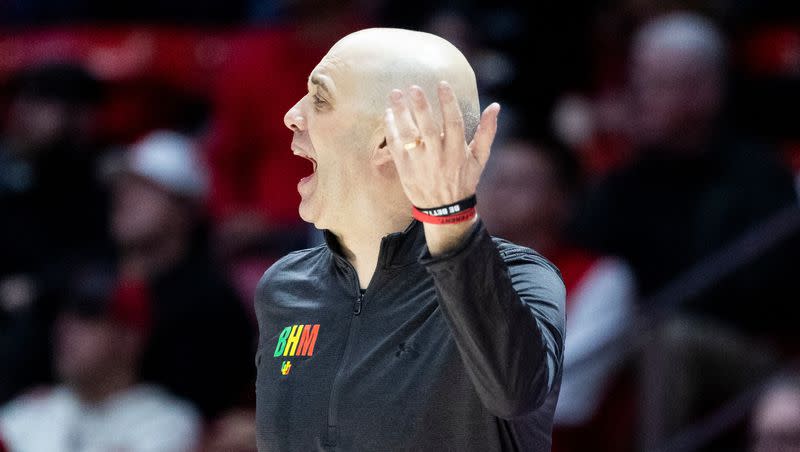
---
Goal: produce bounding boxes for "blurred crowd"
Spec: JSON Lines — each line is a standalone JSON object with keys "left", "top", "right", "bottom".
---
{"left": 0, "top": 1, "right": 799, "bottom": 451}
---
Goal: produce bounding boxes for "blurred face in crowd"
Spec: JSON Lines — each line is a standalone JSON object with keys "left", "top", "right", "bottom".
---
{"left": 283, "top": 28, "right": 478, "bottom": 232}
{"left": 111, "top": 174, "right": 190, "bottom": 256}
{"left": 480, "top": 142, "right": 569, "bottom": 253}
{"left": 751, "top": 382, "right": 800, "bottom": 452}
{"left": 55, "top": 314, "right": 140, "bottom": 388}
{"left": 4, "top": 97, "right": 79, "bottom": 157}
{"left": 630, "top": 41, "right": 723, "bottom": 153}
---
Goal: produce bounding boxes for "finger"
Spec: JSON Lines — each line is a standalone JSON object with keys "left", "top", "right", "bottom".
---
{"left": 388, "top": 89, "right": 421, "bottom": 151}
{"left": 408, "top": 85, "right": 441, "bottom": 152}
{"left": 468, "top": 102, "right": 500, "bottom": 167}
{"left": 384, "top": 108, "right": 401, "bottom": 156}
{"left": 437, "top": 81, "right": 466, "bottom": 155}
{"left": 384, "top": 108, "right": 410, "bottom": 171}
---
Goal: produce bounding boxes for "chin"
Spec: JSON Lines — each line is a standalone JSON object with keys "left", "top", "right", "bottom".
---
{"left": 298, "top": 199, "right": 322, "bottom": 228}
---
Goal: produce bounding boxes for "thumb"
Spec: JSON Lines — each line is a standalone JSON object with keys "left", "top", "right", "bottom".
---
{"left": 468, "top": 103, "right": 500, "bottom": 167}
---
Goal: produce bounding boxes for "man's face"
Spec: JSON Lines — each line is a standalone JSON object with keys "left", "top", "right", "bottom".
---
{"left": 283, "top": 46, "right": 381, "bottom": 229}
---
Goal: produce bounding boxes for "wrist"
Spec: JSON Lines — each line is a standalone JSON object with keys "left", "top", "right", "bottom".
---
{"left": 411, "top": 194, "right": 477, "bottom": 225}
{"left": 423, "top": 215, "right": 479, "bottom": 256}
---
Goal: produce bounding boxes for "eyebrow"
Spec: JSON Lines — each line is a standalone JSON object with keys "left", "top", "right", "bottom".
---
{"left": 309, "top": 74, "right": 333, "bottom": 97}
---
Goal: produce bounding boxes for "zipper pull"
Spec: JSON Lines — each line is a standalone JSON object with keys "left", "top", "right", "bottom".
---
{"left": 353, "top": 294, "right": 363, "bottom": 315}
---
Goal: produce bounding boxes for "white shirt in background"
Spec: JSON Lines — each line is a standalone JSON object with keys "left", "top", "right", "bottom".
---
{"left": 555, "top": 257, "right": 636, "bottom": 425}
{"left": 0, "top": 384, "right": 200, "bottom": 452}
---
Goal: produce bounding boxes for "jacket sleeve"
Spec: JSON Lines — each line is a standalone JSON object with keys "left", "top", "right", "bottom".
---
{"left": 419, "top": 220, "right": 566, "bottom": 419}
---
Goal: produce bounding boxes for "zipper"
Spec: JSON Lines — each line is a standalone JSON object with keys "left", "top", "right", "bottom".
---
{"left": 325, "top": 261, "right": 366, "bottom": 447}
{"left": 353, "top": 292, "right": 363, "bottom": 315}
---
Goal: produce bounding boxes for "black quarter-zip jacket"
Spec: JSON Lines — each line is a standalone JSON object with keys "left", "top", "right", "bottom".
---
{"left": 254, "top": 219, "right": 566, "bottom": 451}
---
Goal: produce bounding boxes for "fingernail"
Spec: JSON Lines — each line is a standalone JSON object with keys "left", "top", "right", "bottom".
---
{"left": 410, "top": 86, "right": 423, "bottom": 99}
{"left": 438, "top": 81, "right": 453, "bottom": 98}
{"left": 390, "top": 90, "right": 403, "bottom": 102}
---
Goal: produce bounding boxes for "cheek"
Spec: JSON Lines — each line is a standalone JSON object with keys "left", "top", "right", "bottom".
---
{"left": 309, "top": 124, "right": 366, "bottom": 171}
{"left": 310, "top": 103, "right": 375, "bottom": 143}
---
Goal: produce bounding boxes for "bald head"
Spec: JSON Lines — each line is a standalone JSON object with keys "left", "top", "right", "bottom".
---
{"left": 317, "top": 28, "right": 480, "bottom": 139}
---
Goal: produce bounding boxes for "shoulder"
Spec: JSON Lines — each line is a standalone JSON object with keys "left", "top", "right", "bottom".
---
{"left": 119, "top": 386, "right": 201, "bottom": 451}
{"left": 572, "top": 255, "right": 637, "bottom": 304}
{"left": 0, "top": 386, "right": 69, "bottom": 435}
{"left": 589, "top": 256, "right": 635, "bottom": 282}
{"left": 489, "top": 236, "right": 566, "bottom": 307}
{"left": 258, "top": 244, "right": 328, "bottom": 281}
{"left": 124, "top": 386, "right": 201, "bottom": 430}
{"left": 1, "top": 386, "right": 64, "bottom": 416}
{"left": 255, "top": 245, "right": 329, "bottom": 294}
{"left": 490, "top": 236, "right": 562, "bottom": 279}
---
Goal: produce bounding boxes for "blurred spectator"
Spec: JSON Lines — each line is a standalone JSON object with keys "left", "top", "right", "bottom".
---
{"left": 110, "top": 130, "right": 255, "bottom": 419}
{"left": 569, "top": 12, "right": 800, "bottom": 448}
{"left": 0, "top": 262, "right": 201, "bottom": 452}
{"left": 202, "top": 408, "right": 257, "bottom": 452}
{"left": 751, "top": 375, "right": 800, "bottom": 452}
{"left": 571, "top": 11, "right": 799, "bottom": 333}
{"left": 480, "top": 137, "right": 637, "bottom": 451}
{"left": 0, "top": 62, "right": 110, "bottom": 403}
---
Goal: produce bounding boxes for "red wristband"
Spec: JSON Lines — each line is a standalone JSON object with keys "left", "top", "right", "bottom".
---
{"left": 412, "top": 206, "right": 477, "bottom": 224}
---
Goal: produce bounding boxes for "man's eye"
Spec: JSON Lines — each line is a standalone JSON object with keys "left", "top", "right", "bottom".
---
{"left": 313, "top": 94, "right": 327, "bottom": 108}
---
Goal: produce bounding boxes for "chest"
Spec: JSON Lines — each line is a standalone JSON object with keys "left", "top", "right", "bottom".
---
{"left": 254, "top": 267, "right": 488, "bottom": 450}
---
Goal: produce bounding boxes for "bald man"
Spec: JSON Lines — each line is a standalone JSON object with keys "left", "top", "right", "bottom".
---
{"left": 254, "top": 28, "right": 565, "bottom": 451}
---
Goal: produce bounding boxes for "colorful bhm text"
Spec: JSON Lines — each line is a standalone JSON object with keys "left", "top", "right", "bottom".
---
{"left": 273, "top": 324, "right": 320, "bottom": 357}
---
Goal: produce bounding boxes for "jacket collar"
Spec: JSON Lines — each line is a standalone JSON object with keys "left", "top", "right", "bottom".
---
{"left": 323, "top": 220, "right": 427, "bottom": 270}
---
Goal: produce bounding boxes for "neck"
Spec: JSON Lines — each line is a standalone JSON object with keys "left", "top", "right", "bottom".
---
{"left": 329, "top": 199, "right": 412, "bottom": 289}
{"left": 72, "top": 368, "right": 136, "bottom": 406}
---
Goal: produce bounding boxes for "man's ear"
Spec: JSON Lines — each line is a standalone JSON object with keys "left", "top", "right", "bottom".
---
{"left": 371, "top": 137, "right": 393, "bottom": 166}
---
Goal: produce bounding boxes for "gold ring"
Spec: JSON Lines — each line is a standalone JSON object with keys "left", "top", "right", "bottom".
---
{"left": 403, "top": 138, "right": 422, "bottom": 151}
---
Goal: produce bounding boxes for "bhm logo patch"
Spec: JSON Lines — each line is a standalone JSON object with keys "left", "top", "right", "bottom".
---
{"left": 274, "top": 324, "right": 319, "bottom": 376}
{"left": 273, "top": 324, "right": 320, "bottom": 357}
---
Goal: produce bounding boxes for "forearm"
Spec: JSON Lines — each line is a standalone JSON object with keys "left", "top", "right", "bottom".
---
{"left": 421, "top": 221, "right": 565, "bottom": 418}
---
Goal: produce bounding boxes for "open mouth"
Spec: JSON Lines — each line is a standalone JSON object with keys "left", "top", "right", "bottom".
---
{"left": 292, "top": 148, "right": 317, "bottom": 180}
{"left": 304, "top": 156, "right": 317, "bottom": 174}
{"left": 300, "top": 155, "right": 317, "bottom": 177}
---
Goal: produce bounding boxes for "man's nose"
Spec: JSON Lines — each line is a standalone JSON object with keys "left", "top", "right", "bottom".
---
{"left": 284, "top": 102, "right": 306, "bottom": 131}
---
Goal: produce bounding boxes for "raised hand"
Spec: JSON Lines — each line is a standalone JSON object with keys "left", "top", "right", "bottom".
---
{"left": 384, "top": 81, "right": 500, "bottom": 209}
{"left": 383, "top": 81, "right": 500, "bottom": 254}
